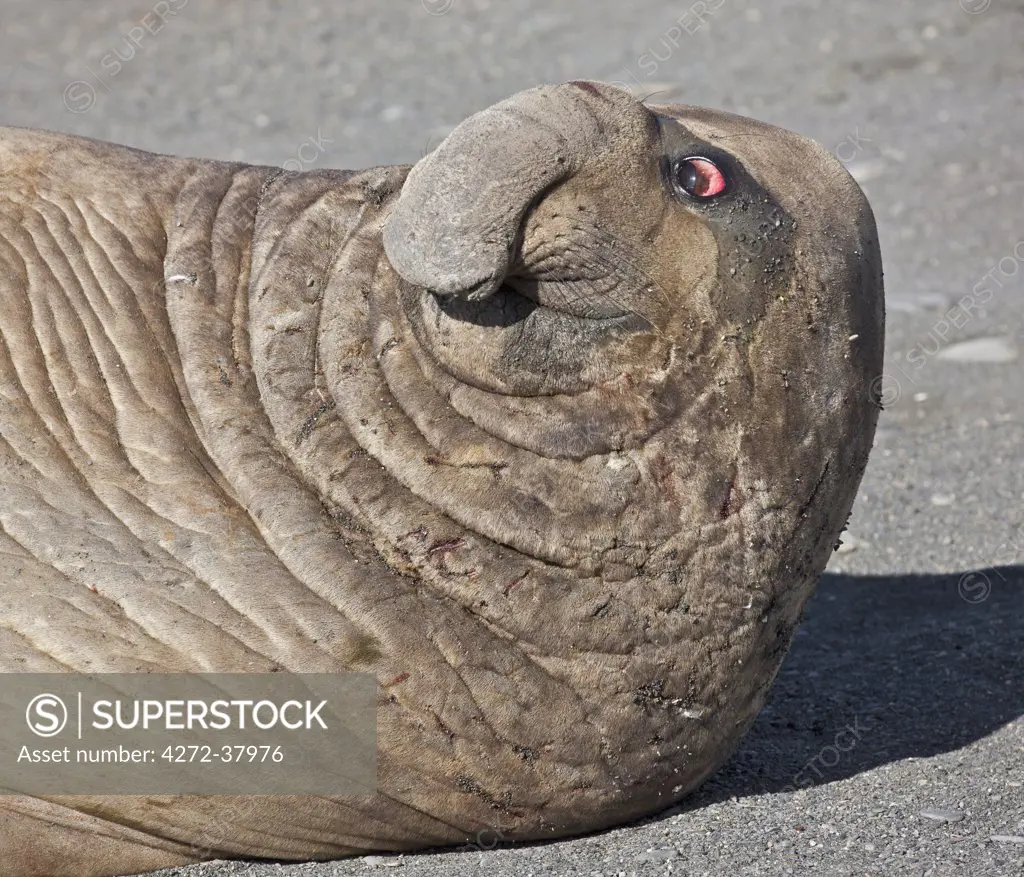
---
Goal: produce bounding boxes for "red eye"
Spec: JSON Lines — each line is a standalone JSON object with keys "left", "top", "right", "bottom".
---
{"left": 673, "top": 157, "right": 727, "bottom": 198}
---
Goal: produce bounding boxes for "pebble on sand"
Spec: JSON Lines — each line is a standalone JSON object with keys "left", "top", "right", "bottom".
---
{"left": 834, "top": 535, "right": 868, "bottom": 555}
{"left": 634, "top": 848, "right": 678, "bottom": 863}
{"left": 919, "top": 807, "right": 965, "bottom": 824}
{"left": 936, "top": 337, "right": 1018, "bottom": 364}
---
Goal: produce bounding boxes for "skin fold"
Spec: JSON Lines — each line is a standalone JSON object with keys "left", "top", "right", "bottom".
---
{"left": 0, "top": 81, "right": 883, "bottom": 876}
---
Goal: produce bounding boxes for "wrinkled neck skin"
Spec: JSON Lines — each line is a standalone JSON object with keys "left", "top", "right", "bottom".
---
{"left": 224, "top": 155, "right": 875, "bottom": 824}
{"left": 0, "top": 122, "right": 878, "bottom": 868}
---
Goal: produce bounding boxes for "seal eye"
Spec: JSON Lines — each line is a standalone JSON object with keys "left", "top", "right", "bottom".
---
{"left": 672, "top": 157, "right": 726, "bottom": 199}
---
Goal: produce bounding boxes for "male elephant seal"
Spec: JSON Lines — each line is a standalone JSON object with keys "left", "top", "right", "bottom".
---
{"left": 0, "top": 81, "right": 883, "bottom": 876}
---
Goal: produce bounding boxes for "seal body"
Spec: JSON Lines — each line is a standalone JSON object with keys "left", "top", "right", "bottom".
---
{"left": 0, "top": 82, "right": 883, "bottom": 877}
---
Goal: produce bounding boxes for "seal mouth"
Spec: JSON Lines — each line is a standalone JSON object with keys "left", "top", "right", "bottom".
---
{"left": 428, "top": 280, "right": 640, "bottom": 329}
{"left": 506, "top": 277, "right": 635, "bottom": 321}
{"left": 400, "top": 279, "right": 651, "bottom": 399}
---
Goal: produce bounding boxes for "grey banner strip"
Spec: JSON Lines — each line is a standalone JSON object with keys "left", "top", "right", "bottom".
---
{"left": 0, "top": 673, "right": 377, "bottom": 795}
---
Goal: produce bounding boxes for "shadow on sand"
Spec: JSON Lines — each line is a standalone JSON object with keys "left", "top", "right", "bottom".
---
{"left": 687, "top": 564, "right": 1024, "bottom": 804}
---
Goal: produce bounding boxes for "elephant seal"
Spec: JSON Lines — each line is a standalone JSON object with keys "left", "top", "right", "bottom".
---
{"left": 0, "top": 81, "right": 883, "bottom": 876}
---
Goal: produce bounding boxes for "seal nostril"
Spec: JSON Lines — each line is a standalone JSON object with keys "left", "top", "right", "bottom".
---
{"left": 673, "top": 157, "right": 727, "bottom": 199}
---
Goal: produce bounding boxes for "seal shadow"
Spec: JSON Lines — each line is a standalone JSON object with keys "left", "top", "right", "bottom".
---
{"left": 682, "top": 564, "right": 1024, "bottom": 806}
